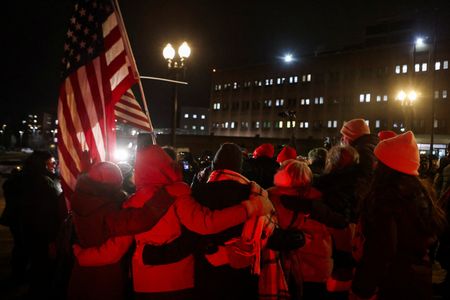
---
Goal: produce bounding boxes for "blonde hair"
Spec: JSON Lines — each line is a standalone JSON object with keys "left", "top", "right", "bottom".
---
{"left": 275, "top": 159, "right": 313, "bottom": 187}
{"left": 324, "top": 145, "right": 359, "bottom": 174}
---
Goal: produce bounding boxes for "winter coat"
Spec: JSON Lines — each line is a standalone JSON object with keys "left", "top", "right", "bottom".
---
{"left": 269, "top": 186, "right": 333, "bottom": 285}
{"left": 191, "top": 171, "right": 259, "bottom": 300}
{"left": 68, "top": 174, "right": 174, "bottom": 300}
{"left": 352, "top": 179, "right": 439, "bottom": 299}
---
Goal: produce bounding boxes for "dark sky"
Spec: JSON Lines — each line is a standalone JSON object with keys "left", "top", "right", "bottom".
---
{"left": 3, "top": 0, "right": 449, "bottom": 129}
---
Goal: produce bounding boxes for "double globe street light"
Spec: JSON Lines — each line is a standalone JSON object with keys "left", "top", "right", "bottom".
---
{"left": 162, "top": 42, "right": 191, "bottom": 147}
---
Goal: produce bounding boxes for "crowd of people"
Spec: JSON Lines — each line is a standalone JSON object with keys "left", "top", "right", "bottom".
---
{"left": 1, "top": 118, "right": 449, "bottom": 300}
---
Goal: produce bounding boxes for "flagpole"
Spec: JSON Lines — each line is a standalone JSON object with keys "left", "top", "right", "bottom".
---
{"left": 112, "top": 0, "right": 157, "bottom": 145}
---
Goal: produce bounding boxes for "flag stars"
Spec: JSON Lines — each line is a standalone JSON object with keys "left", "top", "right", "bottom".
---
{"left": 75, "top": 23, "right": 82, "bottom": 31}
{"left": 67, "top": 29, "right": 73, "bottom": 37}
{"left": 70, "top": 16, "right": 76, "bottom": 24}
{"left": 71, "top": 35, "right": 78, "bottom": 43}
{"left": 87, "top": 47, "right": 94, "bottom": 54}
{"left": 80, "top": 41, "right": 86, "bottom": 48}
{"left": 76, "top": 54, "right": 81, "bottom": 62}
{"left": 83, "top": 27, "right": 89, "bottom": 35}
{"left": 88, "top": 14, "right": 94, "bottom": 22}
{"left": 79, "top": 8, "right": 86, "bottom": 16}
{"left": 64, "top": 43, "right": 70, "bottom": 51}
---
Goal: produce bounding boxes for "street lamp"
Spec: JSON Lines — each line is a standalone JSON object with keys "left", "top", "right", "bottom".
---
{"left": 163, "top": 42, "right": 191, "bottom": 147}
{"left": 396, "top": 89, "right": 418, "bottom": 130}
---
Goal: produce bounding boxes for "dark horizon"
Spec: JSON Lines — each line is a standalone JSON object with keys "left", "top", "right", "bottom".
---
{"left": 3, "top": 0, "right": 450, "bottom": 130}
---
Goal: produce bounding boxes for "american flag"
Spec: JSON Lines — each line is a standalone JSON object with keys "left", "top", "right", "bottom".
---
{"left": 115, "top": 89, "right": 153, "bottom": 132}
{"left": 57, "top": 0, "right": 137, "bottom": 196}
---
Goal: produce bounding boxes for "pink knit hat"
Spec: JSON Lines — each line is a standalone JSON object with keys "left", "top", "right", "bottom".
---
{"left": 340, "top": 119, "right": 370, "bottom": 142}
{"left": 253, "top": 143, "right": 275, "bottom": 158}
{"left": 378, "top": 130, "right": 397, "bottom": 141}
{"left": 276, "top": 146, "right": 297, "bottom": 163}
{"left": 88, "top": 161, "right": 123, "bottom": 187}
{"left": 374, "top": 131, "right": 420, "bottom": 176}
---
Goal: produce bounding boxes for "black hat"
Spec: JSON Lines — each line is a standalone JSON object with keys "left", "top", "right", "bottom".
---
{"left": 212, "top": 143, "right": 243, "bottom": 173}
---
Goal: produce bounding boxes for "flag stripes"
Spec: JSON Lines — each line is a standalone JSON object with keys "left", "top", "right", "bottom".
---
{"left": 57, "top": 0, "right": 137, "bottom": 200}
{"left": 114, "top": 89, "right": 152, "bottom": 132}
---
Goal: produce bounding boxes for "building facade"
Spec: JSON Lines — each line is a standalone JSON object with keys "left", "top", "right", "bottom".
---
{"left": 179, "top": 106, "right": 209, "bottom": 135}
{"left": 209, "top": 18, "right": 450, "bottom": 156}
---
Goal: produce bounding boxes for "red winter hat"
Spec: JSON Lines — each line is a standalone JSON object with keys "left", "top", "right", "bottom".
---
{"left": 340, "top": 118, "right": 370, "bottom": 142}
{"left": 253, "top": 143, "right": 274, "bottom": 158}
{"left": 134, "top": 145, "right": 182, "bottom": 189}
{"left": 88, "top": 161, "right": 123, "bottom": 187}
{"left": 378, "top": 130, "right": 397, "bottom": 141}
{"left": 276, "top": 146, "right": 297, "bottom": 163}
{"left": 374, "top": 131, "right": 420, "bottom": 176}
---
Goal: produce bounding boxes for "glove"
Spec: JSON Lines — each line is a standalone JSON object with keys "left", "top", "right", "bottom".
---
{"left": 241, "top": 186, "right": 274, "bottom": 217}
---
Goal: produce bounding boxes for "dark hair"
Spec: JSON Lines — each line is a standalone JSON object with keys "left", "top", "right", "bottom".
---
{"left": 162, "top": 146, "right": 177, "bottom": 161}
{"left": 23, "top": 150, "right": 53, "bottom": 175}
{"left": 362, "top": 162, "right": 446, "bottom": 236}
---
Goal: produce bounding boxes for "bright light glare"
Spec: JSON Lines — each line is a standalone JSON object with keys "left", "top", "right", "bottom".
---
{"left": 408, "top": 91, "right": 417, "bottom": 102}
{"left": 163, "top": 43, "right": 175, "bottom": 60}
{"left": 178, "top": 42, "right": 191, "bottom": 58}
{"left": 114, "top": 149, "right": 129, "bottom": 162}
{"left": 396, "top": 90, "right": 406, "bottom": 101}
{"left": 415, "top": 37, "right": 424, "bottom": 47}
{"left": 284, "top": 54, "right": 293, "bottom": 63}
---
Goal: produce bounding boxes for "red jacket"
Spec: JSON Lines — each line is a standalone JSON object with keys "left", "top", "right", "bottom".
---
{"left": 269, "top": 186, "right": 333, "bottom": 283}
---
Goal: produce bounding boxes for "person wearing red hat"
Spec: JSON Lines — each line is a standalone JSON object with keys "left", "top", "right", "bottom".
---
{"left": 350, "top": 131, "right": 446, "bottom": 300}
{"left": 72, "top": 145, "right": 273, "bottom": 299}
{"left": 245, "top": 143, "right": 280, "bottom": 188}
{"left": 68, "top": 161, "right": 176, "bottom": 300}
{"left": 276, "top": 145, "right": 298, "bottom": 164}
{"left": 340, "top": 118, "right": 379, "bottom": 180}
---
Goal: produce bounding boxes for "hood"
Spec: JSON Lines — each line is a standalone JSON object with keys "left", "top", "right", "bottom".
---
{"left": 71, "top": 173, "right": 125, "bottom": 216}
{"left": 134, "top": 145, "right": 182, "bottom": 189}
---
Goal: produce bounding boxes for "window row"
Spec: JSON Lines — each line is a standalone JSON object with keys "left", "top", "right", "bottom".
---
{"left": 359, "top": 93, "right": 389, "bottom": 103}
{"left": 182, "top": 125, "right": 206, "bottom": 130}
{"left": 183, "top": 113, "right": 206, "bottom": 119}
{"left": 395, "top": 60, "right": 448, "bottom": 74}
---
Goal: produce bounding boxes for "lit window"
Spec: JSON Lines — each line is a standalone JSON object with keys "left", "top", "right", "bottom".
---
{"left": 360, "top": 94, "right": 364, "bottom": 102}
{"left": 287, "top": 121, "right": 291, "bottom": 128}
{"left": 279, "top": 121, "right": 283, "bottom": 128}
{"left": 434, "top": 119, "right": 438, "bottom": 128}
{"left": 333, "top": 121, "right": 337, "bottom": 128}
{"left": 200, "top": 126, "right": 205, "bottom": 130}
{"left": 415, "top": 63, "right": 420, "bottom": 72}
{"left": 319, "top": 97, "right": 324, "bottom": 104}
{"left": 443, "top": 90, "right": 448, "bottom": 99}
{"left": 435, "top": 90, "right": 440, "bottom": 99}
{"left": 327, "top": 120, "right": 332, "bottom": 128}
{"left": 306, "top": 99, "right": 310, "bottom": 105}
{"left": 444, "top": 60, "right": 449, "bottom": 69}
{"left": 183, "top": 125, "right": 188, "bottom": 129}
{"left": 300, "top": 122, "right": 304, "bottom": 128}
{"left": 192, "top": 125, "right": 196, "bottom": 130}
{"left": 193, "top": 114, "right": 197, "bottom": 119}
{"left": 305, "top": 122, "right": 309, "bottom": 128}
{"left": 255, "top": 121, "right": 260, "bottom": 129}
{"left": 402, "top": 64, "right": 408, "bottom": 73}
{"left": 365, "top": 120, "right": 370, "bottom": 127}
{"left": 231, "top": 122, "right": 235, "bottom": 129}
{"left": 300, "top": 99, "right": 305, "bottom": 105}
{"left": 395, "top": 65, "right": 401, "bottom": 74}
{"left": 292, "top": 121, "right": 296, "bottom": 127}
{"left": 383, "top": 95, "right": 388, "bottom": 101}
{"left": 307, "top": 74, "right": 312, "bottom": 82}
{"left": 302, "top": 75, "right": 306, "bottom": 82}
{"left": 201, "top": 115, "right": 206, "bottom": 119}
{"left": 375, "top": 120, "right": 380, "bottom": 128}
{"left": 435, "top": 61, "right": 441, "bottom": 70}
{"left": 315, "top": 97, "right": 319, "bottom": 104}
{"left": 184, "top": 114, "right": 189, "bottom": 118}
{"left": 366, "top": 93, "right": 371, "bottom": 102}
{"left": 376, "top": 95, "right": 381, "bottom": 102}
{"left": 225, "top": 122, "right": 229, "bottom": 128}
{"left": 422, "top": 63, "right": 427, "bottom": 71}
{"left": 233, "top": 82, "right": 238, "bottom": 89}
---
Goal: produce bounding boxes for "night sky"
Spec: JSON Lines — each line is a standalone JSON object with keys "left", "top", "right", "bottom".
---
{"left": 4, "top": 0, "right": 450, "bottom": 129}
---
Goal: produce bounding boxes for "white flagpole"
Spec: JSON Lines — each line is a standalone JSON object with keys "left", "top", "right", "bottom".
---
{"left": 112, "top": 0, "right": 157, "bottom": 144}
